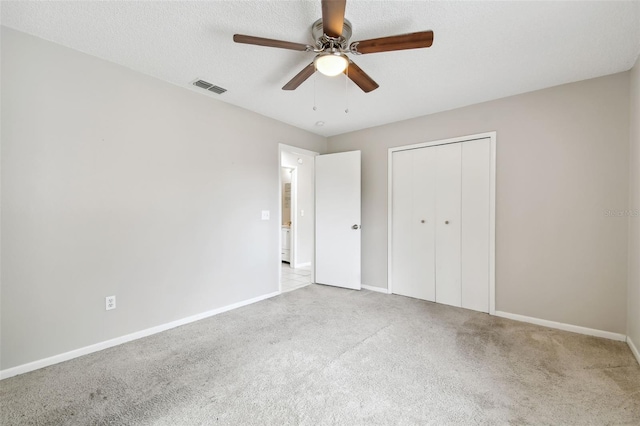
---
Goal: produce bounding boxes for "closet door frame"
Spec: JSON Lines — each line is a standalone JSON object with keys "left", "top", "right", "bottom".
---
{"left": 387, "top": 132, "right": 497, "bottom": 315}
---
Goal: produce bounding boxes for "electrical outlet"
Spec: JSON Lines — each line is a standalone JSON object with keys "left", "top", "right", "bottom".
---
{"left": 106, "top": 296, "right": 116, "bottom": 311}
{"left": 261, "top": 210, "right": 270, "bottom": 220}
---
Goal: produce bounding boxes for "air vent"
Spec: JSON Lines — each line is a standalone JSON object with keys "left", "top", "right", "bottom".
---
{"left": 194, "top": 80, "right": 212, "bottom": 89}
{"left": 208, "top": 85, "right": 227, "bottom": 95}
{"left": 193, "top": 79, "right": 227, "bottom": 95}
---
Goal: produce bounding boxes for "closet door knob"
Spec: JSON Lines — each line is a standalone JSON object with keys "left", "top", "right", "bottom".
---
{"left": 352, "top": 224, "right": 360, "bottom": 230}
{"left": 445, "top": 220, "right": 450, "bottom": 225}
{"left": 421, "top": 220, "right": 426, "bottom": 223}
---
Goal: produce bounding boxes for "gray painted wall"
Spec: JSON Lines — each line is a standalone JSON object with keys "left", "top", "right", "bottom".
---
{"left": 328, "top": 72, "right": 631, "bottom": 334}
{"left": 0, "top": 28, "right": 326, "bottom": 370}
{"left": 629, "top": 56, "right": 640, "bottom": 349}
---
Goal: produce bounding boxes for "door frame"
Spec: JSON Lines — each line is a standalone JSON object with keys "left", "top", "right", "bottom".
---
{"left": 281, "top": 166, "right": 297, "bottom": 266}
{"left": 387, "top": 132, "right": 497, "bottom": 314}
{"left": 278, "top": 144, "right": 319, "bottom": 293}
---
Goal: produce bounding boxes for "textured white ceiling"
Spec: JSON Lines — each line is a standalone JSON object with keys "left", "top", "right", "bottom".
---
{"left": 2, "top": 1, "right": 639, "bottom": 137}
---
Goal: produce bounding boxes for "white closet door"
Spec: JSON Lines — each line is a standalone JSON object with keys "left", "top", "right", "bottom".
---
{"left": 391, "top": 149, "right": 436, "bottom": 301}
{"left": 461, "top": 138, "right": 491, "bottom": 312}
{"left": 435, "top": 143, "right": 462, "bottom": 307}
{"left": 391, "top": 150, "right": 415, "bottom": 298}
{"left": 413, "top": 148, "right": 437, "bottom": 301}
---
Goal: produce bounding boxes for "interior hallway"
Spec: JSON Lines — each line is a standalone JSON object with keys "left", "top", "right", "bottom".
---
{"left": 281, "top": 263, "right": 312, "bottom": 292}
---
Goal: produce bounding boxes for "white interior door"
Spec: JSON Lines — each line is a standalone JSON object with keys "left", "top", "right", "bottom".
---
{"left": 435, "top": 143, "right": 462, "bottom": 307}
{"left": 315, "top": 151, "right": 361, "bottom": 290}
{"left": 392, "top": 148, "right": 436, "bottom": 301}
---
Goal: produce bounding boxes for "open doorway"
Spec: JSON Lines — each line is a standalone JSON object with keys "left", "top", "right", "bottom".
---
{"left": 279, "top": 144, "right": 318, "bottom": 293}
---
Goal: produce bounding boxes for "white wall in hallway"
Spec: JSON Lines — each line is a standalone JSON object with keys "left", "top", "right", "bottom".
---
{"left": 281, "top": 151, "right": 315, "bottom": 267}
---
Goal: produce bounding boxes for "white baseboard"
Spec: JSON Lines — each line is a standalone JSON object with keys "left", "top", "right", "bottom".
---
{"left": 494, "top": 311, "right": 627, "bottom": 342}
{"left": 362, "top": 284, "right": 391, "bottom": 294}
{"left": 0, "top": 290, "right": 280, "bottom": 380}
{"left": 628, "top": 336, "right": 640, "bottom": 366}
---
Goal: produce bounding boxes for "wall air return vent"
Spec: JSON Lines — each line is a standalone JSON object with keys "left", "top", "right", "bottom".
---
{"left": 193, "top": 79, "right": 227, "bottom": 95}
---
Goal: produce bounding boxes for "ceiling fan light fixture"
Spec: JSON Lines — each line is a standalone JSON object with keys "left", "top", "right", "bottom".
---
{"left": 314, "top": 52, "right": 348, "bottom": 77}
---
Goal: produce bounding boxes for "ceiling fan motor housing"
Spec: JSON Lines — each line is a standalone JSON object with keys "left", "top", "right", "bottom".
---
{"left": 312, "top": 18, "right": 353, "bottom": 50}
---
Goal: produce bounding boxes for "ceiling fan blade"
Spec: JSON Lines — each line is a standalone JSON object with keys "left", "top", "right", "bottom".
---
{"left": 352, "top": 31, "right": 434, "bottom": 54}
{"left": 283, "top": 63, "right": 316, "bottom": 90}
{"left": 322, "top": 0, "right": 346, "bottom": 38}
{"left": 345, "top": 60, "right": 379, "bottom": 93}
{"left": 233, "top": 34, "right": 311, "bottom": 51}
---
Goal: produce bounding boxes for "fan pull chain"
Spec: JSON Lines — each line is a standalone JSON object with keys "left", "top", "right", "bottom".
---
{"left": 345, "top": 65, "right": 349, "bottom": 114}
{"left": 313, "top": 71, "right": 317, "bottom": 111}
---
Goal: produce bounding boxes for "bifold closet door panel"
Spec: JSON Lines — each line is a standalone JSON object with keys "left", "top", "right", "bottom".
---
{"left": 391, "top": 149, "right": 436, "bottom": 301}
{"left": 435, "top": 143, "right": 462, "bottom": 307}
{"left": 391, "top": 150, "right": 414, "bottom": 298}
{"left": 411, "top": 148, "right": 437, "bottom": 301}
{"left": 461, "top": 138, "right": 491, "bottom": 313}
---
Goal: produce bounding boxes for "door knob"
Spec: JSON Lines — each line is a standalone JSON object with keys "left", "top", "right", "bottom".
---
{"left": 421, "top": 220, "right": 426, "bottom": 223}
{"left": 352, "top": 224, "right": 360, "bottom": 230}
{"left": 445, "top": 220, "right": 450, "bottom": 225}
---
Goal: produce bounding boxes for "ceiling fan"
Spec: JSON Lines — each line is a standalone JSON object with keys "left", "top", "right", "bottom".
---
{"left": 233, "top": 0, "right": 434, "bottom": 93}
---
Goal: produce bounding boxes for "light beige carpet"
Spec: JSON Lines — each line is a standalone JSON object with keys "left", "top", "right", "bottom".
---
{"left": 1, "top": 284, "right": 639, "bottom": 425}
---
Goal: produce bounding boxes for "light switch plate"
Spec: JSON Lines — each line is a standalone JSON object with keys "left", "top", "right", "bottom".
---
{"left": 261, "top": 210, "right": 270, "bottom": 220}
